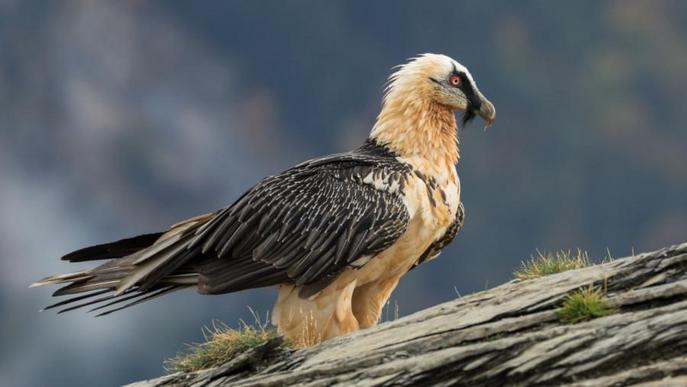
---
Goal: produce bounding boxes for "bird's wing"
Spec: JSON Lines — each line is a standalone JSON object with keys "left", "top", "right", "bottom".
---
{"left": 34, "top": 148, "right": 413, "bottom": 314}
{"left": 190, "top": 152, "right": 412, "bottom": 298}
{"left": 412, "top": 201, "right": 465, "bottom": 268}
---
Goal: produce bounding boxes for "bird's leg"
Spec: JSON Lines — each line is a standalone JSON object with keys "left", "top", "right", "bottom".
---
{"left": 272, "top": 280, "right": 360, "bottom": 346}
{"left": 351, "top": 275, "right": 402, "bottom": 328}
{"left": 320, "top": 280, "right": 359, "bottom": 340}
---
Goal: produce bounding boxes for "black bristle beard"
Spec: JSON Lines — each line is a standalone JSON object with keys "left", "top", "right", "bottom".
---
{"left": 461, "top": 110, "right": 476, "bottom": 127}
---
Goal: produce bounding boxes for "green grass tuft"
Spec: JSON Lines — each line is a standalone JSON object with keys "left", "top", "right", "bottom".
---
{"left": 558, "top": 287, "right": 614, "bottom": 324}
{"left": 514, "top": 249, "right": 591, "bottom": 280}
{"left": 164, "top": 317, "right": 292, "bottom": 373}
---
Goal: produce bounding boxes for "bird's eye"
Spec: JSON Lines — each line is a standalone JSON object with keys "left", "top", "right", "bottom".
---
{"left": 449, "top": 74, "right": 461, "bottom": 87}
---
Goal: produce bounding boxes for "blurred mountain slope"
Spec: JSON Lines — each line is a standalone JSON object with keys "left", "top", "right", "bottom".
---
{"left": 1, "top": 1, "right": 686, "bottom": 386}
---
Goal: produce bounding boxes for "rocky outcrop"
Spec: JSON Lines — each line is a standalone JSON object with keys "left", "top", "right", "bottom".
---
{"left": 130, "top": 242, "right": 687, "bottom": 386}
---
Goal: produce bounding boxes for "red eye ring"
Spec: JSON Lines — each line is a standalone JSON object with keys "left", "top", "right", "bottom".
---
{"left": 449, "top": 75, "right": 461, "bottom": 86}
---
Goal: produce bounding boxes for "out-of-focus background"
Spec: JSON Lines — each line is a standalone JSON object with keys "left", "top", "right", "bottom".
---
{"left": 1, "top": 1, "right": 686, "bottom": 386}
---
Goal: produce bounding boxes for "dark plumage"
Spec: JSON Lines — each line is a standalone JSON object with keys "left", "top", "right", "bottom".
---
{"left": 33, "top": 54, "right": 494, "bottom": 345}
{"left": 33, "top": 139, "right": 415, "bottom": 313}
{"left": 62, "top": 233, "right": 163, "bottom": 262}
{"left": 192, "top": 139, "right": 412, "bottom": 297}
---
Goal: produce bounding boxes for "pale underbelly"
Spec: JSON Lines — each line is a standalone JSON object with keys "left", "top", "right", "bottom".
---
{"left": 334, "top": 216, "right": 437, "bottom": 288}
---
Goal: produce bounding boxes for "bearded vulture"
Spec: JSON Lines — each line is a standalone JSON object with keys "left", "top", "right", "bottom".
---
{"left": 33, "top": 54, "right": 495, "bottom": 345}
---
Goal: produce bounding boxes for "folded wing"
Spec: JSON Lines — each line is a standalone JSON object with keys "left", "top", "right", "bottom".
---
{"left": 34, "top": 150, "right": 412, "bottom": 313}
{"left": 191, "top": 154, "right": 411, "bottom": 298}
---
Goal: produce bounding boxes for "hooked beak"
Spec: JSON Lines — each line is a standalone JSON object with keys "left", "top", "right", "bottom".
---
{"left": 476, "top": 94, "right": 496, "bottom": 128}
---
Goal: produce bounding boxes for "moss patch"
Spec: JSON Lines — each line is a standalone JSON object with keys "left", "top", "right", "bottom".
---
{"left": 514, "top": 249, "right": 591, "bottom": 280}
{"left": 165, "top": 320, "right": 292, "bottom": 373}
{"left": 558, "top": 287, "right": 614, "bottom": 324}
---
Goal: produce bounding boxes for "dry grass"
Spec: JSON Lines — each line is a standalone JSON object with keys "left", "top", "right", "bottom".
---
{"left": 165, "top": 313, "right": 292, "bottom": 373}
{"left": 558, "top": 287, "right": 614, "bottom": 324}
{"left": 514, "top": 249, "right": 592, "bottom": 280}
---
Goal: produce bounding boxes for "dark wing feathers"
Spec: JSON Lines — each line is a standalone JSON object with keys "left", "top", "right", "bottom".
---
{"left": 61, "top": 233, "right": 163, "bottom": 262}
{"left": 413, "top": 201, "right": 465, "bottom": 269}
{"left": 36, "top": 141, "right": 413, "bottom": 313}
{"left": 193, "top": 152, "right": 411, "bottom": 297}
{"left": 91, "top": 286, "right": 180, "bottom": 317}
{"left": 43, "top": 289, "right": 111, "bottom": 311}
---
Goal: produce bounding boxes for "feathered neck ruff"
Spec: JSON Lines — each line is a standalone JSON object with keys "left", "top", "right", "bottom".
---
{"left": 370, "top": 77, "right": 459, "bottom": 173}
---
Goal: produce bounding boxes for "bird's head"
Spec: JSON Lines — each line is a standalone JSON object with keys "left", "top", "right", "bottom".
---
{"left": 372, "top": 54, "right": 495, "bottom": 167}
{"left": 383, "top": 54, "right": 496, "bottom": 128}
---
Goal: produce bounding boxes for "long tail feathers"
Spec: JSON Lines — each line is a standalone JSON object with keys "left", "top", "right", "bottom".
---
{"left": 41, "top": 285, "right": 190, "bottom": 316}
{"left": 33, "top": 214, "right": 215, "bottom": 316}
{"left": 61, "top": 233, "right": 164, "bottom": 262}
{"left": 33, "top": 259, "right": 197, "bottom": 315}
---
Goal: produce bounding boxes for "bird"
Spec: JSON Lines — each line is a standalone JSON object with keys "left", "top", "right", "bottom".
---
{"left": 32, "top": 53, "right": 495, "bottom": 346}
